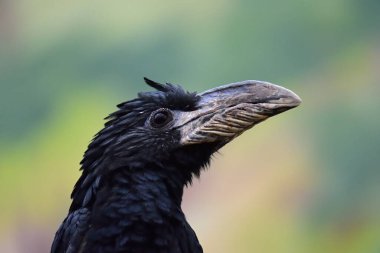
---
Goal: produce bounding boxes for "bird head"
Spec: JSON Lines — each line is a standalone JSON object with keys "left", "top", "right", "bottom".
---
{"left": 72, "top": 78, "right": 301, "bottom": 209}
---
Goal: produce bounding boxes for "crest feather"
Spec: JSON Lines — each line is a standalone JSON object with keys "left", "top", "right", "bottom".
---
{"left": 144, "top": 77, "right": 168, "bottom": 92}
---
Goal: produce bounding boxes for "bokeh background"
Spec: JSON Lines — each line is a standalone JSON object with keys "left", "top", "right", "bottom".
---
{"left": 1, "top": 1, "right": 379, "bottom": 252}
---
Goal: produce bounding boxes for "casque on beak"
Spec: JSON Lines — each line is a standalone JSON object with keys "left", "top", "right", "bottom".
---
{"left": 174, "top": 80, "right": 301, "bottom": 146}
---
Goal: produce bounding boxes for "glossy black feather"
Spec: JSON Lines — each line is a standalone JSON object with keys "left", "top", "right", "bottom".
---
{"left": 52, "top": 77, "right": 301, "bottom": 253}
{"left": 51, "top": 208, "right": 90, "bottom": 253}
{"left": 52, "top": 79, "right": 208, "bottom": 253}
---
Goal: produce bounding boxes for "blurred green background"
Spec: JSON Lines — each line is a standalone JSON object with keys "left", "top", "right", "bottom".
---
{"left": 1, "top": 0, "right": 380, "bottom": 252}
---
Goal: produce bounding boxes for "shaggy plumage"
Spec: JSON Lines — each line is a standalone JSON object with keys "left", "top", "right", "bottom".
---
{"left": 51, "top": 78, "right": 301, "bottom": 253}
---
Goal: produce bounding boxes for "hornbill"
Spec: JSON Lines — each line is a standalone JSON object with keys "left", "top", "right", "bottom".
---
{"left": 51, "top": 78, "right": 301, "bottom": 253}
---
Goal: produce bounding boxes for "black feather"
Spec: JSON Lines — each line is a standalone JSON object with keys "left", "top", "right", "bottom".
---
{"left": 52, "top": 78, "right": 208, "bottom": 253}
{"left": 143, "top": 77, "right": 167, "bottom": 92}
{"left": 51, "top": 77, "right": 301, "bottom": 253}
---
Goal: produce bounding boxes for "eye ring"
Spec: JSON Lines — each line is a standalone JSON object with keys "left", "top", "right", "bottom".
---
{"left": 149, "top": 108, "right": 173, "bottom": 128}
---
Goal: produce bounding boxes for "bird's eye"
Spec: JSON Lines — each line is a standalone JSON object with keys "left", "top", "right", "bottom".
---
{"left": 150, "top": 109, "right": 173, "bottom": 128}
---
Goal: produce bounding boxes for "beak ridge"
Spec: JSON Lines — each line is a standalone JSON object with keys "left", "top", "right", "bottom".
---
{"left": 177, "top": 80, "right": 301, "bottom": 146}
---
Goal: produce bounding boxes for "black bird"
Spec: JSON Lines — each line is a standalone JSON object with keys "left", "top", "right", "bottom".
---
{"left": 51, "top": 78, "right": 301, "bottom": 253}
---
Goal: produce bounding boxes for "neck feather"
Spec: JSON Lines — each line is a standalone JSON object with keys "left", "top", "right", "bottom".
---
{"left": 81, "top": 168, "right": 203, "bottom": 252}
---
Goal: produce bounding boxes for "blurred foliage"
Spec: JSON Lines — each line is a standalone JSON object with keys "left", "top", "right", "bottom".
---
{"left": 1, "top": 0, "right": 380, "bottom": 252}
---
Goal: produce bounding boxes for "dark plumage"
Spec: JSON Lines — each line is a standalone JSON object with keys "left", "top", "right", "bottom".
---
{"left": 51, "top": 78, "right": 301, "bottom": 253}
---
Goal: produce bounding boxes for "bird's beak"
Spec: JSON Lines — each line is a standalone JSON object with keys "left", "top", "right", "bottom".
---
{"left": 174, "top": 80, "right": 301, "bottom": 146}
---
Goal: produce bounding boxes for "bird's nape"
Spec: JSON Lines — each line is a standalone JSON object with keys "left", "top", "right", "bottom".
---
{"left": 51, "top": 78, "right": 301, "bottom": 253}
